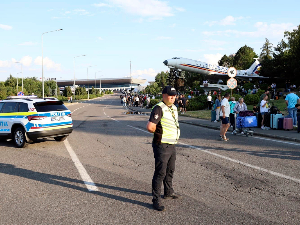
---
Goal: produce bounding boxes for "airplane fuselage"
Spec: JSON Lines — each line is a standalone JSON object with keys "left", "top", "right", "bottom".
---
{"left": 163, "top": 57, "right": 261, "bottom": 78}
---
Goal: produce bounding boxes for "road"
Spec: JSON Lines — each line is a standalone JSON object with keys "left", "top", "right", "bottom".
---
{"left": 1, "top": 94, "right": 300, "bottom": 224}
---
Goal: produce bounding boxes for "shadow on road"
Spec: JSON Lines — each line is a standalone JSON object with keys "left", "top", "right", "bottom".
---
{"left": 0, "top": 163, "right": 152, "bottom": 209}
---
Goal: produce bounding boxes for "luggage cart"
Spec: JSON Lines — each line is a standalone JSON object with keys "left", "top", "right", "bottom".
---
{"left": 232, "top": 111, "right": 256, "bottom": 137}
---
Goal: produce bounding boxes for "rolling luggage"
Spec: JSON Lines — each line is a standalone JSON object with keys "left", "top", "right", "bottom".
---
{"left": 278, "top": 117, "right": 284, "bottom": 130}
{"left": 211, "top": 110, "right": 216, "bottom": 122}
{"left": 283, "top": 118, "right": 293, "bottom": 130}
{"left": 270, "top": 114, "right": 284, "bottom": 129}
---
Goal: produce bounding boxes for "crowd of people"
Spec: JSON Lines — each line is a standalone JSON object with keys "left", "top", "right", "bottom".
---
{"left": 120, "top": 93, "right": 190, "bottom": 114}
{"left": 120, "top": 94, "right": 152, "bottom": 108}
{"left": 210, "top": 88, "right": 300, "bottom": 141}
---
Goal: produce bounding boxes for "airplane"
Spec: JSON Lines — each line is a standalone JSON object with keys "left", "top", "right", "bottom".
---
{"left": 163, "top": 57, "right": 264, "bottom": 79}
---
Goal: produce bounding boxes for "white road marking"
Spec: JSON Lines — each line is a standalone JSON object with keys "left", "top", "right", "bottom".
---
{"left": 111, "top": 117, "right": 119, "bottom": 122}
{"left": 182, "top": 124, "right": 300, "bottom": 147}
{"left": 126, "top": 125, "right": 300, "bottom": 184}
{"left": 178, "top": 142, "right": 300, "bottom": 184}
{"left": 64, "top": 139, "right": 98, "bottom": 191}
{"left": 251, "top": 136, "right": 300, "bottom": 146}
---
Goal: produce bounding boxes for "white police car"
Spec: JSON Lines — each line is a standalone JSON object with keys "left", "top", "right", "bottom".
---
{"left": 0, "top": 96, "right": 73, "bottom": 148}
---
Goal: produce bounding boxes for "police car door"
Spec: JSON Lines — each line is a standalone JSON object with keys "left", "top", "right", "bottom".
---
{"left": 0, "top": 102, "right": 18, "bottom": 134}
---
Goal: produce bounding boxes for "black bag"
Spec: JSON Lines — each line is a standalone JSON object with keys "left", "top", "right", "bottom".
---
{"left": 269, "top": 106, "right": 278, "bottom": 114}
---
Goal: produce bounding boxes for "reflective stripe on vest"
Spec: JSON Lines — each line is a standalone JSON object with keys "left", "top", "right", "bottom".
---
{"left": 156, "top": 102, "right": 180, "bottom": 144}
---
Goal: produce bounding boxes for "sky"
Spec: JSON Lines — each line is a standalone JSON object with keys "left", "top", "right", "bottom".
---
{"left": 0, "top": 0, "right": 299, "bottom": 85}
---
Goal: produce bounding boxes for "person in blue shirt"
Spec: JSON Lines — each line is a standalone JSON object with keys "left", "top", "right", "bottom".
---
{"left": 214, "top": 94, "right": 221, "bottom": 122}
{"left": 229, "top": 97, "right": 237, "bottom": 131}
{"left": 285, "top": 90, "right": 300, "bottom": 127}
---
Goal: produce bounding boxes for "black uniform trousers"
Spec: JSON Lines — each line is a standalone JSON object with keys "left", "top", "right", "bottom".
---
{"left": 152, "top": 143, "right": 176, "bottom": 203}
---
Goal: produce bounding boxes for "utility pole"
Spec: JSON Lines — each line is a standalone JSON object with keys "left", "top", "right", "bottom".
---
{"left": 130, "top": 61, "right": 132, "bottom": 91}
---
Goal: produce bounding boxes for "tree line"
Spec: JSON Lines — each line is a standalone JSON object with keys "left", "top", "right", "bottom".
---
{"left": 0, "top": 75, "right": 108, "bottom": 100}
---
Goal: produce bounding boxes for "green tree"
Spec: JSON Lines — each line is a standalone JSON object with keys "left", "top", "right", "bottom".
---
{"left": 233, "top": 45, "right": 258, "bottom": 70}
{"left": 184, "top": 71, "right": 204, "bottom": 89}
{"left": 91, "top": 86, "right": 95, "bottom": 94}
{"left": 5, "top": 75, "right": 17, "bottom": 88}
{"left": 284, "top": 25, "right": 300, "bottom": 78}
{"left": 63, "top": 86, "right": 72, "bottom": 97}
{"left": 24, "top": 77, "right": 42, "bottom": 97}
{"left": 273, "top": 39, "right": 291, "bottom": 79}
{"left": 145, "top": 82, "right": 161, "bottom": 96}
{"left": 260, "top": 38, "right": 274, "bottom": 60}
{"left": 218, "top": 54, "right": 234, "bottom": 67}
{"left": 155, "top": 71, "right": 169, "bottom": 88}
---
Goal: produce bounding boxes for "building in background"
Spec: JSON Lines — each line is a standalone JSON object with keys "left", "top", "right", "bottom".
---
{"left": 57, "top": 77, "right": 147, "bottom": 92}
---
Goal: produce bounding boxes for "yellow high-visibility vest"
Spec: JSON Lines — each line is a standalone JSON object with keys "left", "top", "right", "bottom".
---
{"left": 156, "top": 102, "right": 180, "bottom": 144}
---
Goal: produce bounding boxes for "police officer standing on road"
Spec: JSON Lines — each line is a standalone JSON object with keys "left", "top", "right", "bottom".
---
{"left": 147, "top": 86, "right": 181, "bottom": 211}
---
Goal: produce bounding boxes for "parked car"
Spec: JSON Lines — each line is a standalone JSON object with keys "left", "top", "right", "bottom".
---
{"left": 0, "top": 96, "right": 73, "bottom": 148}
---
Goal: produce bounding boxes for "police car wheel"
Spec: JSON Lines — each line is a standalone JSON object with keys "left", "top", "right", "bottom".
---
{"left": 54, "top": 136, "right": 67, "bottom": 142}
{"left": 13, "top": 127, "right": 28, "bottom": 148}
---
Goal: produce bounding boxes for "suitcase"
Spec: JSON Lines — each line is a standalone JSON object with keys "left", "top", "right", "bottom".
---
{"left": 211, "top": 110, "right": 216, "bottom": 122}
{"left": 278, "top": 117, "right": 284, "bottom": 130}
{"left": 236, "top": 116, "right": 257, "bottom": 128}
{"left": 283, "top": 118, "right": 293, "bottom": 130}
{"left": 270, "top": 114, "right": 284, "bottom": 129}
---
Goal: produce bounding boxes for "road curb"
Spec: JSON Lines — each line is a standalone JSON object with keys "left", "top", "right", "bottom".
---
{"left": 126, "top": 107, "right": 300, "bottom": 144}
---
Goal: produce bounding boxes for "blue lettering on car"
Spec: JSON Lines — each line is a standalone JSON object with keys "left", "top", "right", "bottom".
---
{"left": 0, "top": 121, "right": 8, "bottom": 126}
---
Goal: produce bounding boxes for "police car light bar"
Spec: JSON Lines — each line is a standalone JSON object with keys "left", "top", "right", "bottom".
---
{"left": 6, "top": 95, "right": 39, "bottom": 99}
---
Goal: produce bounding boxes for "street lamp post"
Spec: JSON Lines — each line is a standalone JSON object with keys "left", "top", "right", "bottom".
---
{"left": 73, "top": 55, "right": 86, "bottom": 101}
{"left": 87, "top": 65, "right": 96, "bottom": 100}
{"left": 100, "top": 75, "right": 103, "bottom": 95}
{"left": 95, "top": 71, "right": 101, "bottom": 91}
{"left": 16, "top": 72, "right": 21, "bottom": 93}
{"left": 55, "top": 77, "right": 62, "bottom": 97}
{"left": 15, "top": 62, "right": 23, "bottom": 92}
{"left": 42, "top": 29, "right": 63, "bottom": 98}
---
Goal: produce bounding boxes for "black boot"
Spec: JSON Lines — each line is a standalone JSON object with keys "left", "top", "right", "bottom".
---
{"left": 153, "top": 200, "right": 165, "bottom": 211}
{"left": 163, "top": 193, "right": 182, "bottom": 200}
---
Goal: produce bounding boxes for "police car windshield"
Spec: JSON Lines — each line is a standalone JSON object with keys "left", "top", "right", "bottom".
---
{"left": 34, "top": 101, "right": 68, "bottom": 112}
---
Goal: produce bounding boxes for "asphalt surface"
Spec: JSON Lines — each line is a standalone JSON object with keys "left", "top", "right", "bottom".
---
{"left": 1, "top": 94, "right": 300, "bottom": 224}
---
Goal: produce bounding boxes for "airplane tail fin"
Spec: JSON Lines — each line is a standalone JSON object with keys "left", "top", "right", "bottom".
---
{"left": 247, "top": 58, "right": 261, "bottom": 75}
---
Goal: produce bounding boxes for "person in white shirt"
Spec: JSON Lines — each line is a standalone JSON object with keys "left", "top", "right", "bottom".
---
{"left": 260, "top": 95, "right": 269, "bottom": 130}
{"left": 207, "top": 94, "right": 212, "bottom": 110}
{"left": 122, "top": 96, "right": 127, "bottom": 107}
{"left": 220, "top": 93, "right": 231, "bottom": 141}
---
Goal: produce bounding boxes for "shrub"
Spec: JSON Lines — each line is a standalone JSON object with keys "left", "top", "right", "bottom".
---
{"left": 57, "top": 95, "right": 69, "bottom": 101}
{"left": 149, "top": 99, "right": 160, "bottom": 108}
{"left": 243, "top": 82, "right": 254, "bottom": 90}
{"left": 259, "top": 83, "right": 269, "bottom": 91}
{"left": 186, "top": 95, "right": 207, "bottom": 111}
{"left": 256, "top": 89, "right": 265, "bottom": 97}
{"left": 105, "top": 90, "right": 113, "bottom": 94}
{"left": 232, "top": 94, "right": 242, "bottom": 101}
{"left": 244, "top": 94, "right": 259, "bottom": 105}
